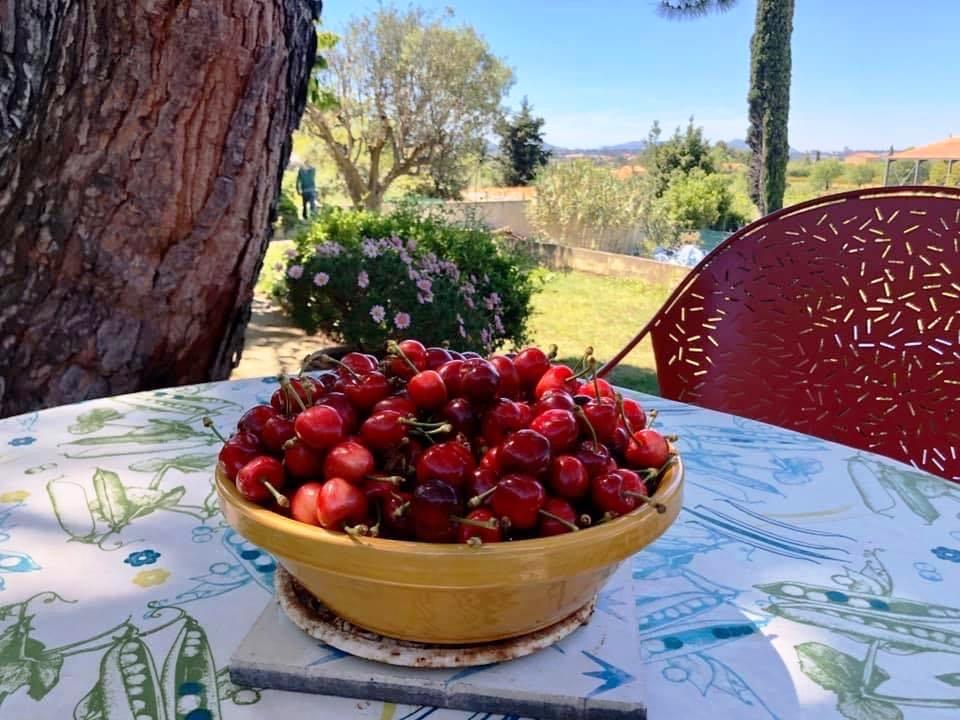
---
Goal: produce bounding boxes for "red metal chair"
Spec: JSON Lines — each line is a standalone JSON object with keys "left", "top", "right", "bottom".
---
{"left": 601, "top": 187, "right": 960, "bottom": 482}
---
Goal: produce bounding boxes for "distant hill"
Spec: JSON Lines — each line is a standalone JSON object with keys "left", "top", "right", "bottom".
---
{"left": 545, "top": 140, "right": 647, "bottom": 157}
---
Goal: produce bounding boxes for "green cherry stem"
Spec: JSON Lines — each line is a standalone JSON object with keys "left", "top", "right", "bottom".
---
{"left": 454, "top": 515, "right": 499, "bottom": 530}
{"left": 386, "top": 340, "right": 420, "bottom": 374}
{"left": 615, "top": 393, "right": 636, "bottom": 436}
{"left": 538, "top": 509, "right": 580, "bottom": 532}
{"left": 262, "top": 481, "right": 290, "bottom": 508}
{"left": 279, "top": 374, "right": 307, "bottom": 412}
{"left": 574, "top": 405, "right": 600, "bottom": 448}
{"left": 201, "top": 417, "right": 226, "bottom": 443}
{"left": 468, "top": 486, "right": 497, "bottom": 508}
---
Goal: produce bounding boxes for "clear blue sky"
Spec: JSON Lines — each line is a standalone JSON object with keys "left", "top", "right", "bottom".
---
{"left": 321, "top": 1, "right": 959, "bottom": 152}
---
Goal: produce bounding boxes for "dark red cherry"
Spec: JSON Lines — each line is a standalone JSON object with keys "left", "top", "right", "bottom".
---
{"left": 591, "top": 469, "right": 644, "bottom": 516}
{"left": 372, "top": 394, "right": 417, "bottom": 417}
{"left": 316, "top": 392, "right": 359, "bottom": 433}
{"left": 538, "top": 497, "right": 579, "bottom": 536}
{"left": 415, "top": 441, "right": 476, "bottom": 489}
{"left": 548, "top": 455, "right": 590, "bottom": 499}
{"left": 440, "top": 397, "right": 479, "bottom": 437}
{"left": 481, "top": 398, "right": 524, "bottom": 446}
{"left": 382, "top": 491, "right": 415, "bottom": 538}
{"left": 236, "top": 456, "right": 286, "bottom": 505}
{"left": 261, "top": 416, "right": 296, "bottom": 453}
{"left": 218, "top": 432, "right": 260, "bottom": 481}
{"left": 529, "top": 409, "right": 579, "bottom": 452}
{"left": 411, "top": 480, "right": 462, "bottom": 543}
{"left": 575, "top": 440, "right": 612, "bottom": 478}
{"left": 386, "top": 339, "right": 428, "bottom": 380}
{"left": 490, "top": 474, "right": 545, "bottom": 529}
{"left": 621, "top": 398, "right": 648, "bottom": 432}
{"left": 407, "top": 370, "right": 449, "bottom": 411}
{"left": 437, "top": 359, "right": 464, "bottom": 397}
{"left": 533, "top": 389, "right": 577, "bottom": 416}
{"left": 489, "top": 355, "right": 520, "bottom": 399}
{"left": 499, "top": 429, "right": 551, "bottom": 476}
{"left": 459, "top": 358, "right": 500, "bottom": 403}
{"left": 323, "top": 440, "right": 375, "bottom": 484}
{"left": 580, "top": 398, "right": 618, "bottom": 443}
{"left": 457, "top": 508, "right": 502, "bottom": 544}
{"left": 283, "top": 438, "right": 324, "bottom": 479}
{"left": 514, "top": 347, "right": 551, "bottom": 389}
{"left": 425, "top": 347, "right": 453, "bottom": 370}
{"left": 342, "top": 371, "right": 391, "bottom": 410}
{"left": 359, "top": 410, "right": 409, "bottom": 450}
{"left": 237, "top": 405, "right": 277, "bottom": 436}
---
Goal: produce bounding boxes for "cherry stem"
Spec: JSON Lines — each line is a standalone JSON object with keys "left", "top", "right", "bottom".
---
{"left": 201, "top": 417, "right": 226, "bottom": 443}
{"left": 623, "top": 490, "right": 666, "bottom": 513}
{"left": 547, "top": 344, "right": 559, "bottom": 360}
{"left": 399, "top": 417, "right": 451, "bottom": 431}
{"left": 615, "top": 393, "right": 639, "bottom": 437}
{"left": 646, "top": 408, "right": 659, "bottom": 429}
{"left": 279, "top": 374, "right": 307, "bottom": 412}
{"left": 282, "top": 438, "right": 299, "bottom": 451}
{"left": 538, "top": 509, "right": 579, "bottom": 532}
{"left": 366, "top": 474, "right": 405, "bottom": 485}
{"left": 597, "top": 511, "right": 618, "bottom": 525}
{"left": 468, "top": 486, "right": 497, "bottom": 508}
{"left": 392, "top": 501, "right": 410, "bottom": 519}
{"left": 369, "top": 505, "right": 382, "bottom": 538}
{"left": 573, "top": 346, "right": 593, "bottom": 373}
{"left": 386, "top": 340, "right": 420, "bottom": 375}
{"left": 344, "top": 524, "right": 370, "bottom": 539}
{"left": 261, "top": 480, "right": 289, "bottom": 508}
{"left": 578, "top": 513, "right": 593, "bottom": 527}
{"left": 574, "top": 406, "right": 599, "bottom": 448}
{"left": 466, "top": 536, "right": 483, "bottom": 547}
{"left": 591, "top": 360, "right": 603, "bottom": 399}
{"left": 453, "top": 515, "right": 499, "bottom": 530}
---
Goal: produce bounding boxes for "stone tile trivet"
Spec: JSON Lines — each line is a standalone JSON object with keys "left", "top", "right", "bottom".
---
{"left": 230, "top": 562, "right": 645, "bottom": 719}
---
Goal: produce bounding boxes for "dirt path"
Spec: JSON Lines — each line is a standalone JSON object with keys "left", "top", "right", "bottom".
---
{"left": 230, "top": 295, "right": 327, "bottom": 380}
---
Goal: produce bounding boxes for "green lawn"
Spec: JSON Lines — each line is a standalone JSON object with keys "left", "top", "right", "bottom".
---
{"left": 526, "top": 270, "right": 675, "bottom": 395}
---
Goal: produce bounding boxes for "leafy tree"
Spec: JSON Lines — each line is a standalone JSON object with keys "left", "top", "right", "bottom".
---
{"left": 306, "top": 7, "right": 513, "bottom": 210}
{"left": 659, "top": 0, "right": 795, "bottom": 214}
{"left": 0, "top": 0, "right": 317, "bottom": 416}
{"left": 846, "top": 163, "right": 878, "bottom": 188}
{"left": 648, "top": 118, "right": 715, "bottom": 196}
{"left": 497, "top": 98, "right": 551, "bottom": 186}
{"left": 810, "top": 159, "right": 844, "bottom": 190}
{"left": 656, "top": 169, "right": 745, "bottom": 231}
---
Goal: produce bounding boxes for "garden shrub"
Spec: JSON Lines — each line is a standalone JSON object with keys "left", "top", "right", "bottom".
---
{"left": 273, "top": 206, "right": 537, "bottom": 353}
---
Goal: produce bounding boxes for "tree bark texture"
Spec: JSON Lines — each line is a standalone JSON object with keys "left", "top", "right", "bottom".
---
{"left": 0, "top": 0, "right": 316, "bottom": 417}
{"left": 746, "top": 0, "right": 794, "bottom": 214}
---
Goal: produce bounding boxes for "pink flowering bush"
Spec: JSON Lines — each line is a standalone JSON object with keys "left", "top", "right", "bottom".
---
{"left": 274, "top": 207, "right": 536, "bottom": 353}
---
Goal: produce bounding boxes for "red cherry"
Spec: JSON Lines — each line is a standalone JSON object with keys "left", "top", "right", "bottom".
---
{"left": 290, "top": 482, "right": 323, "bottom": 525}
{"left": 338, "top": 352, "right": 378, "bottom": 379}
{"left": 515, "top": 402, "right": 533, "bottom": 428}
{"left": 294, "top": 405, "right": 345, "bottom": 450}
{"left": 323, "top": 440, "right": 375, "bottom": 484}
{"left": 514, "top": 347, "right": 551, "bottom": 388}
{"left": 408, "top": 370, "right": 449, "bottom": 410}
{"left": 316, "top": 392, "right": 359, "bottom": 433}
{"left": 372, "top": 394, "right": 417, "bottom": 417}
{"left": 529, "top": 409, "right": 579, "bottom": 452}
{"left": 447, "top": 350, "right": 465, "bottom": 360}
{"left": 533, "top": 389, "right": 577, "bottom": 416}
{"left": 580, "top": 378, "right": 615, "bottom": 400}
{"left": 467, "top": 467, "right": 499, "bottom": 502}
{"left": 382, "top": 491, "right": 415, "bottom": 538}
{"left": 534, "top": 365, "right": 580, "bottom": 399}
{"left": 457, "top": 508, "right": 503, "bottom": 544}
{"left": 548, "top": 455, "right": 590, "bottom": 499}
{"left": 580, "top": 398, "right": 618, "bottom": 443}
{"left": 481, "top": 398, "right": 524, "bottom": 446}
{"left": 611, "top": 425, "right": 630, "bottom": 454}
{"left": 461, "top": 351, "right": 483, "bottom": 359}
{"left": 411, "top": 480, "right": 462, "bottom": 542}
{"left": 316, "top": 477, "right": 369, "bottom": 531}
{"left": 478, "top": 445, "right": 502, "bottom": 473}
{"left": 341, "top": 371, "right": 391, "bottom": 410}
{"left": 218, "top": 432, "right": 260, "bottom": 481}
{"left": 491, "top": 473, "right": 545, "bottom": 529}
{"left": 440, "top": 397, "right": 479, "bottom": 437}
{"left": 237, "top": 405, "right": 278, "bottom": 436}
{"left": 459, "top": 358, "right": 501, "bottom": 403}
{"left": 621, "top": 398, "right": 647, "bottom": 432}
{"left": 310, "top": 371, "right": 339, "bottom": 394}
{"left": 283, "top": 438, "right": 324, "bottom": 479}
{"left": 499, "top": 429, "right": 551, "bottom": 476}
{"left": 591, "top": 469, "right": 643, "bottom": 516}
{"left": 362, "top": 477, "right": 403, "bottom": 502}
{"left": 625, "top": 429, "right": 671, "bottom": 469}
{"left": 575, "top": 439, "right": 612, "bottom": 478}
{"left": 425, "top": 347, "right": 453, "bottom": 370}
{"left": 359, "top": 410, "right": 408, "bottom": 449}
{"left": 386, "top": 339, "right": 428, "bottom": 380}
{"left": 538, "top": 497, "right": 578, "bottom": 536}
{"left": 270, "top": 377, "right": 320, "bottom": 416}
{"left": 261, "top": 416, "right": 296, "bottom": 453}
{"left": 437, "top": 359, "right": 464, "bottom": 397}
{"left": 236, "top": 456, "right": 286, "bottom": 505}
{"left": 415, "top": 441, "right": 475, "bottom": 489}
{"left": 489, "top": 355, "right": 520, "bottom": 399}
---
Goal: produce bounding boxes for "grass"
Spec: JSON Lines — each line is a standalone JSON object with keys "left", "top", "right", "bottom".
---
{"left": 525, "top": 270, "right": 675, "bottom": 395}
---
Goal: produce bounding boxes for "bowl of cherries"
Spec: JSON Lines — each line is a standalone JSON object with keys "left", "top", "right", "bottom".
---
{"left": 214, "top": 341, "right": 683, "bottom": 645}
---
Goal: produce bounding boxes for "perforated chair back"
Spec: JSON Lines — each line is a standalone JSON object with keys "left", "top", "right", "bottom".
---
{"left": 602, "top": 187, "right": 960, "bottom": 481}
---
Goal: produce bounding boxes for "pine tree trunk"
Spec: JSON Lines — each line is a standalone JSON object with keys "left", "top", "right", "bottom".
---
{"left": 746, "top": 0, "right": 794, "bottom": 215}
{"left": 0, "top": 0, "right": 317, "bottom": 417}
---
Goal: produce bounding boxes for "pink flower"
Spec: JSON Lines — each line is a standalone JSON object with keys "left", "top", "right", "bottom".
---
{"left": 394, "top": 312, "right": 411, "bottom": 330}
{"left": 417, "top": 292, "right": 433, "bottom": 304}
{"left": 287, "top": 265, "right": 304, "bottom": 279}
{"left": 313, "top": 272, "right": 329, "bottom": 287}
{"left": 357, "top": 271, "right": 369, "bottom": 289}
{"left": 370, "top": 305, "right": 386, "bottom": 323}
{"left": 416, "top": 278, "right": 432, "bottom": 293}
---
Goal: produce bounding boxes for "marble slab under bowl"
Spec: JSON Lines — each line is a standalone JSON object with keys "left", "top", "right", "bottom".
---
{"left": 229, "top": 562, "right": 645, "bottom": 719}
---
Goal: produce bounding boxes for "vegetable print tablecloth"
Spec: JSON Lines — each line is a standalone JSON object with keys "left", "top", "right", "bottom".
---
{"left": 1, "top": 379, "right": 959, "bottom": 720}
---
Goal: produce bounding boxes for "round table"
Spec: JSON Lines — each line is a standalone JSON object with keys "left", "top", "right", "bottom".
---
{"left": 1, "top": 379, "right": 958, "bottom": 720}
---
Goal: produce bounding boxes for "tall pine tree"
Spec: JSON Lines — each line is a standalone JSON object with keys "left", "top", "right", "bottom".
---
{"left": 659, "top": 0, "right": 795, "bottom": 213}
{"left": 497, "top": 98, "right": 551, "bottom": 186}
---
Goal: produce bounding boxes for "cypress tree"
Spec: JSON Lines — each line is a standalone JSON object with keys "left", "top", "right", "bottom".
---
{"left": 498, "top": 98, "right": 551, "bottom": 186}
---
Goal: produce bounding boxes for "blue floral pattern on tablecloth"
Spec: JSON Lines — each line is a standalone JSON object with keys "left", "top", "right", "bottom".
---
{"left": 0, "top": 379, "right": 958, "bottom": 720}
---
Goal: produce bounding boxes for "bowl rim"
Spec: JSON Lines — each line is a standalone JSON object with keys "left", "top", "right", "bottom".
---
{"left": 215, "top": 454, "right": 683, "bottom": 560}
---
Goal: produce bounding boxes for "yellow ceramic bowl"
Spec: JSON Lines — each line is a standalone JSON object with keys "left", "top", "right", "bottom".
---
{"left": 216, "top": 458, "right": 683, "bottom": 644}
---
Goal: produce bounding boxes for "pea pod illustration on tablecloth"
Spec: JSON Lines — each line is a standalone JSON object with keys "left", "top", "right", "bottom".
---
{"left": 74, "top": 633, "right": 166, "bottom": 720}
{"left": 60, "top": 420, "right": 219, "bottom": 459}
{"left": 47, "top": 470, "right": 193, "bottom": 549}
{"left": 847, "top": 454, "right": 960, "bottom": 524}
{"left": 160, "top": 617, "right": 221, "bottom": 720}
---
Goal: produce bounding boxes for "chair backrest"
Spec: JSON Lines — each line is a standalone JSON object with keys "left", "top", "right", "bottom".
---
{"left": 607, "top": 187, "right": 960, "bottom": 481}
